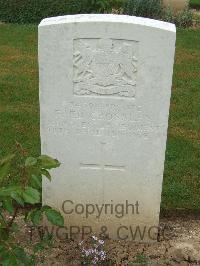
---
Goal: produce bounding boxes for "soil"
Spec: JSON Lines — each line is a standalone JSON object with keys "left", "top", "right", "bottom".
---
{"left": 14, "top": 215, "right": 200, "bottom": 266}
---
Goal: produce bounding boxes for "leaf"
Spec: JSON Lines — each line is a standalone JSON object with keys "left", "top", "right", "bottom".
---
{"left": 3, "top": 199, "right": 14, "bottom": 214}
{"left": 13, "top": 246, "right": 32, "bottom": 265}
{"left": 0, "top": 244, "right": 6, "bottom": 253}
{"left": 33, "top": 233, "right": 53, "bottom": 253}
{"left": 38, "top": 155, "right": 60, "bottom": 169}
{"left": 41, "top": 205, "right": 51, "bottom": 212}
{"left": 0, "top": 164, "right": 10, "bottom": 183}
{"left": 25, "top": 157, "right": 37, "bottom": 167}
{"left": 11, "top": 192, "right": 24, "bottom": 207}
{"left": 45, "top": 208, "right": 64, "bottom": 227}
{"left": 31, "top": 175, "right": 42, "bottom": 189}
{"left": 0, "top": 154, "right": 15, "bottom": 165}
{"left": 33, "top": 242, "right": 45, "bottom": 253}
{"left": 29, "top": 209, "right": 42, "bottom": 225}
{"left": 1, "top": 252, "right": 18, "bottom": 266}
{"left": 41, "top": 169, "right": 51, "bottom": 181}
{"left": 0, "top": 228, "right": 9, "bottom": 241}
{"left": 11, "top": 223, "right": 19, "bottom": 233}
{"left": 0, "top": 186, "right": 22, "bottom": 198}
{"left": 0, "top": 212, "right": 6, "bottom": 227}
{"left": 22, "top": 187, "right": 40, "bottom": 204}
{"left": 0, "top": 154, "right": 15, "bottom": 182}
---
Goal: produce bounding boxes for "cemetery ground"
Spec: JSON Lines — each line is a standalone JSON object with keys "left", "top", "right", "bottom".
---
{"left": 0, "top": 24, "right": 199, "bottom": 265}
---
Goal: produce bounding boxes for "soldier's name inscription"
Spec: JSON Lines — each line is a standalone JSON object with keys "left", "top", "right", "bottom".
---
{"left": 73, "top": 38, "right": 138, "bottom": 98}
{"left": 47, "top": 101, "right": 165, "bottom": 138}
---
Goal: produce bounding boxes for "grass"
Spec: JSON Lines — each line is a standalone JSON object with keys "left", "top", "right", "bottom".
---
{"left": 162, "top": 29, "right": 200, "bottom": 210}
{"left": 0, "top": 24, "right": 39, "bottom": 157}
{"left": 0, "top": 24, "right": 199, "bottom": 211}
{"left": 190, "top": 0, "right": 200, "bottom": 9}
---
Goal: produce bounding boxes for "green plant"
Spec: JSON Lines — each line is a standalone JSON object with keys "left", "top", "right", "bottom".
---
{"left": 0, "top": 0, "right": 71, "bottom": 24}
{"left": 0, "top": 0, "right": 119, "bottom": 24}
{"left": 0, "top": 0, "right": 195, "bottom": 27}
{"left": 128, "top": 252, "right": 149, "bottom": 266}
{"left": 123, "top": 0, "right": 164, "bottom": 19}
{"left": 175, "top": 8, "right": 193, "bottom": 28}
{"left": 162, "top": 6, "right": 176, "bottom": 24}
{"left": 123, "top": 0, "right": 193, "bottom": 28}
{"left": 189, "top": 0, "right": 200, "bottom": 9}
{"left": 163, "top": 7, "right": 193, "bottom": 28}
{"left": 0, "top": 142, "right": 64, "bottom": 265}
{"left": 67, "top": 0, "right": 113, "bottom": 14}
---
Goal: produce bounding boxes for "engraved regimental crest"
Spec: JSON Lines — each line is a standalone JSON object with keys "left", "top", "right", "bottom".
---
{"left": 73, "top": 38, "right": 138, "bottom": 98}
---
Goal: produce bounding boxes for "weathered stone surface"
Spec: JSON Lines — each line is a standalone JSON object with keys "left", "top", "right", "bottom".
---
{"left": 39, "top": 14, "right": 176, "bottom": 241}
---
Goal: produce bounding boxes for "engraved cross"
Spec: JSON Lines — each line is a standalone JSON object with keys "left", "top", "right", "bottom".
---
{"left": 80, "top": 142, "right": 125, "bottom": 172}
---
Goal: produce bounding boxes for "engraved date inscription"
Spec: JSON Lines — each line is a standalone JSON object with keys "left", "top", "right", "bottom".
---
{"left": 47, "top": 101, "right": 165, "bottom": 138}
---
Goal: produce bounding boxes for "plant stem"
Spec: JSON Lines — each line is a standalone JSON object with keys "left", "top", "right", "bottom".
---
{"left": 6, "top": 206, "right": 18, "bottom": 231}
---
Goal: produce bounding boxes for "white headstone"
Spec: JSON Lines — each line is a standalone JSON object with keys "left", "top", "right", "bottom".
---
{"left": 39, "top": 14, "right": 176, "bottom": 241}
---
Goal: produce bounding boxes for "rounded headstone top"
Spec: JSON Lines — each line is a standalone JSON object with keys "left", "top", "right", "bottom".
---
{"left": 39, "top": 14, "right": 176, "bottom": 33}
